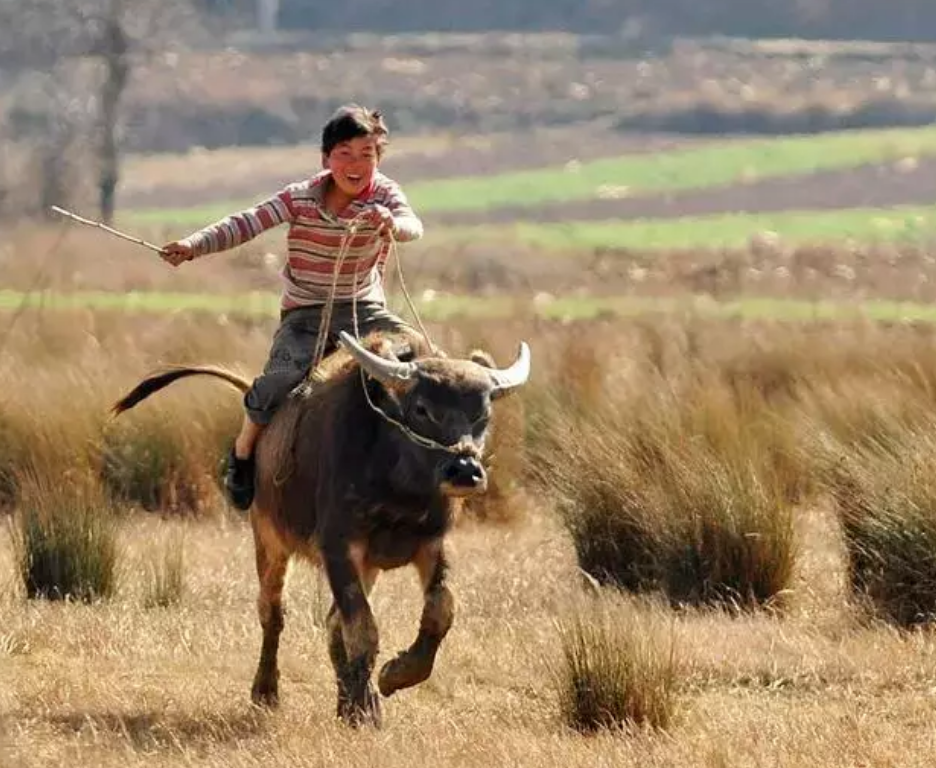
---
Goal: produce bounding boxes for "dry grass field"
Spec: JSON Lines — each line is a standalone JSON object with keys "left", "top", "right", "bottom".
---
{"left": 6, "top": 500, "right": 936, "bottom": 768}
{"left": 8, "top": 217, "right": 936, "bottom": 311}
{"left": 4, "top": 300, "right": 936, "bottom": 765}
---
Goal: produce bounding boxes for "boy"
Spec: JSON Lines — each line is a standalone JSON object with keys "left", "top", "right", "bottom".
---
{"left": 160, "top": 104, "right": 424, "bottom": 511}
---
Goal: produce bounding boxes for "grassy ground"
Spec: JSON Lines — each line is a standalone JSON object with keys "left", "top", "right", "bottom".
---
{"left": 10, "top": 213, "right": 936, "bottom": 319}
{"left": 120, "top": 126, "right": 696, "bottom": 210}
{"left": 6, "top": 506, "right": 936, "bottom": 768}
{"left": 119, "top": 125, "right": 936, "bottom": 263}
{"left": 6, "top": 312, "right": 936, "bottom": 766}
{"left": 118, "top": 33, "right": 936, "bottom": 157}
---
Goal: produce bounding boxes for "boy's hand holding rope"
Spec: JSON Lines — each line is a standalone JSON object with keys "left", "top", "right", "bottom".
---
{"left": 314, "top": 212, "right": 475, "bottom": 455}
{"left": 308, "top": 208, "right": 434, "bottom": 376}
{"left": 307, "top": 210, "right": 471, "bottom": 455}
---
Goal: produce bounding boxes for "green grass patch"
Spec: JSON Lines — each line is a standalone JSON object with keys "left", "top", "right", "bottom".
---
{"left": 407, "top": 127, "right": 936, "bottom": 214}
{"left": 0, "top": 289, "right": 281, "bottom": 316}
{"left": 3, "top": 289, "right": 936, "bottom": 324}
{"left": 129, "top": 201, "right": 936, "bottom": 254}
{"left": 127, "top": 126, "right": 936, "bottom": 224}
{"left": 439, "top": 204, "right": 936, "bottom": 252}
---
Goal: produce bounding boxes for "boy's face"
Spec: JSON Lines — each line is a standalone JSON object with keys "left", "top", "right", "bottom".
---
{"left": 323, "top": 136, "right": 380, "bottom": 197}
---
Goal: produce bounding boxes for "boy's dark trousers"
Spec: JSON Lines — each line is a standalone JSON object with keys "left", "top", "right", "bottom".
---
{"left": 243, "top": 300, "right": 412, "bottom": 425}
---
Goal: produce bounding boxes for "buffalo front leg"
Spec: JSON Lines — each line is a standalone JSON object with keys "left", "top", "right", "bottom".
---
{"left": 250, "top": 514, "right": 291, "bottom": 708}
{"left": 378, "top": 538, "right": 454, "bottom": 697}
{"left": 324, "top": 542, "right": 381, "bottom": 727}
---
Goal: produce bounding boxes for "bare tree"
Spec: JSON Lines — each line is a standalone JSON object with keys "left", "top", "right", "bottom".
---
{"left": 257, "top": 0, "right": 280, "bottom": 34}
{"left": 0, "top": 0, "right": 199, "bottom": 222}
{"left": 97, "top": 0, "right": 130, "bottom": 224}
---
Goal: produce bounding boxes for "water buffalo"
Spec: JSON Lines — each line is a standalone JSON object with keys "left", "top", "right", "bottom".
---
{"left": 112, "top": 329, "right": 530, "bottom": 726}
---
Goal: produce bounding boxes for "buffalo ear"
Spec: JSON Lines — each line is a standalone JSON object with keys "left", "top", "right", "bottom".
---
{"left": 469, "top": 349, "right": 496, "bottom": 369}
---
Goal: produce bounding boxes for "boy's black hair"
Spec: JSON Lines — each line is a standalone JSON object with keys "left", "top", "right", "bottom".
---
{"left": 321, "top": 104, "right": 389, "bottom": 158}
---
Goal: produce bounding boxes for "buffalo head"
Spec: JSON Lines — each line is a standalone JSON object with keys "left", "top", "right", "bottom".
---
{"left": 338, "top": 331, "right": 530, "bottom": 498}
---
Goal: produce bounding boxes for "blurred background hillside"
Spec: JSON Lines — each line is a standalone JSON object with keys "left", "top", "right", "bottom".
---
{"left": 1, "top": 0, "right": 935, "bottom": 267}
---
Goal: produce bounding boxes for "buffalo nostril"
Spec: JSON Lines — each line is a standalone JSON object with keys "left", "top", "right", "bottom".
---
{"left": 440, "top": 456, "right": 485, "bottom": 487}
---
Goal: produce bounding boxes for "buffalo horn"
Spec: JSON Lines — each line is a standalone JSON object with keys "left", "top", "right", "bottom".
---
{"left": 488, "top": 342, "right": 531, "bottom": 397}
{"left": 338, "top": 331, "right": 417, "bottom": 383}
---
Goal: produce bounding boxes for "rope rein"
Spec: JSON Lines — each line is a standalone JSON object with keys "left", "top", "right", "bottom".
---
{"left": 45, "top": 203, "right": 460, "bottom": 451}
{"left": 308, "top": 210, "right": 470, "bottom": 455}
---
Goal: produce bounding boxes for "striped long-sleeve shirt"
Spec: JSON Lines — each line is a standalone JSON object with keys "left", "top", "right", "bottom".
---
{"left": 181, "top": 171, "right": 424, "bottom": 310}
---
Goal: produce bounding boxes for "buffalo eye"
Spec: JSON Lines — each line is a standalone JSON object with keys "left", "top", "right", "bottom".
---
{"left": 413, "top": 399, "right": 438, "bottom": 424}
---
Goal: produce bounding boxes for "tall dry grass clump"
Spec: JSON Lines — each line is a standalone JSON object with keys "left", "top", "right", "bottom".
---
{"left": 824, "top": 428, "right": 936, "bottom": 627}
{"left": 553, "top": 593, "right": 679, "bottom": 734}
{"left": 658, "top": 433, "right": 797, "bottom": 607}
{"left": 143, "top": 529, "right": 186, "bottom": 609}
{"left": 10, "top": 472, "right": 120, "bottom": 602}
{"left": 0, "top": 363, "right": 240, "bottom": 516}
{"left": 532, "top": 318, "right": 936, "bottom": 613}
{"left": 0, "top": 372, "right": 110, "bottom": 510}
{"left": 533, "top": 356, "right": 799, "bottom": 609}
{"left": 100, "top": 395, "right": 241, "bottom": 515}
{"left": 0, "top": 309, "right": 258, "bottom": 514}
{"left": 0, "top": 407, "right": 31, "bottom": 508}
{"left": 794, "top": 330, "right": 936, "bottom": 460}
{"left": 768, "top": 323, "right": 936, "bottom": 625}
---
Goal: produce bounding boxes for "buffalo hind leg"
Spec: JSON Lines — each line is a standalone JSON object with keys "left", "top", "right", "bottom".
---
{"left": 378, "top": 538, "right": 454, "bottom": 697}
{"left": 250, "top": 514, "right": 291, "bottom": 708}
{"left": 324, "top": 543, "right": 381, "bottom": 727}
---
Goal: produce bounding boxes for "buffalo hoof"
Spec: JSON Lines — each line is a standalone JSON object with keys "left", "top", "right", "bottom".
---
{"left": 251, "top": 676, "right": 280, "bottom": 709}
{"left": 338, "top": 685, "right": 382, "bottom": 728}
{"left": 338, "top": 656, "right": 383, "bottom": 728}
{"left": 378, "top": 649, "right": 434, "bottom": 697}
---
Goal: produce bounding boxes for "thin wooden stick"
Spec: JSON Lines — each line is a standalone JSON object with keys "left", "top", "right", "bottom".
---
{"left": 50, "top": 206, "right": 166, "bottom": 254}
